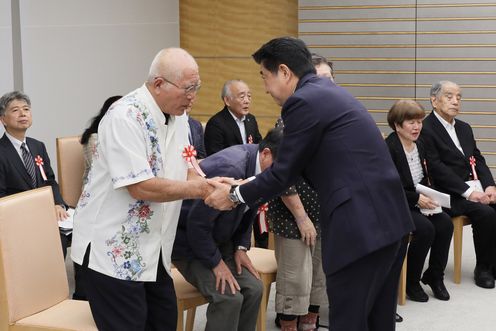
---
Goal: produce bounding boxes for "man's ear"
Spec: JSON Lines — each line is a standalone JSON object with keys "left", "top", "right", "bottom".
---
{"left": 224, "top": 96, "right": 231, "bottom": 107}
{"left": 279, "top": 64, "right": 292, "bottom": 80}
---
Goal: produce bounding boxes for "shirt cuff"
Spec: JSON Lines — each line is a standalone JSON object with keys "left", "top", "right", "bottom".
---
{"left": 236, "top": 176, "right": 256, "bottom": 204}
{"left": 462, "top": 187, "right": 474, "bottom": 199}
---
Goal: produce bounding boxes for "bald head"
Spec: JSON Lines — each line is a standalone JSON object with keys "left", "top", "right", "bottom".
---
{"left": 147, "top": 48, "right": 198, "bottom": 83}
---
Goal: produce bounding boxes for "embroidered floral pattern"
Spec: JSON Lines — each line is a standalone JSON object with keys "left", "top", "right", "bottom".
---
{"left": 106, "top": 200, "right": 154, "bottom": 280}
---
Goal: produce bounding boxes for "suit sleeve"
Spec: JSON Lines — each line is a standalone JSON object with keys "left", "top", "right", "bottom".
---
{"left": 40, "top": 143, "right": 66, "bottom": 206}
{"left": 204, "top": 118, "right": 226, "bottom": 156}
{"left": 195, "top": 122, "right": 207, "bottom": 159}
{"left": 232, "top": 209, "right": 256, "bottom": 248}
{"left": 420, "top": 129, "right": 470, "bottom": 196}
{"left": 186, "top": 199, "right": 223, "bottom": 269}
{"left": 0, "top": 158, "right": 7, "bottom": 197}
{"left": 239, "top": 98, "right": 321, "bottom": 207}
{"left": 471, "top": 132, "right": 495, "bottom": 189}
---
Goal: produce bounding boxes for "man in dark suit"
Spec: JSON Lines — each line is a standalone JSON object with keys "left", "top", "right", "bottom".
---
{"left": 420, "top": 80, "right": 496, "bottom": 289}
{"left": 173, "top": 128, "right": 282, "bottom": 331}
{"left": 0, "top": 91, "right": 70, "bottom": 257}
{"left": 187, "top": 114, "right": 206, "bottom": 159}
{"left": 204, "top": 79, "right": 262, "bottom": 156}
{"left": 205, "top": 37, "right": 414, "bottom": 331}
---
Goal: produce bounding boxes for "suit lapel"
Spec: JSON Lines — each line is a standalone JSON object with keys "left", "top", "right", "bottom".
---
{"left": 391, "top": 133, "right": 415, "bottom": 188}
{"left": 222, "top": 107, "right": 243, "bottom": 144}
{"left": 455, "top": 123, "right": 473, "bottom": 159}
{"left": 429, "top": 113, "right": 466, "bottom": 159}
{"left": 0, "top": 134, "right": 35, "bottom": 188}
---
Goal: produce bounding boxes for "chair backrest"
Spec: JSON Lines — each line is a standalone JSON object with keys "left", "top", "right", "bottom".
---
{"left": 56, "top": 136, "right": 84, "bottom": 208}
{"left": 0, "top": 187, "right": 69, "bottom": 325}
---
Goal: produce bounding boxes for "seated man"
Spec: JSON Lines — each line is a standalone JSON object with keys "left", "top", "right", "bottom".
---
{"left": 173, "top": 128, "right": 283, "bottom": 331}
{"left": 0, "top": 91, "right": 70, "bottom": 257}
{"left": 420, "top": 80, "right": 496, "bottom": 289}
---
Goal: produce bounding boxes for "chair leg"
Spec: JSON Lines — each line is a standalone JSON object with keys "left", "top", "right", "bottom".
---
{"left": 257, "top": 273, "right": 273, "bottom": 331}
{"left": 453, "top": 218, "right": 463, "bottom": 284}
{"left": 398, "top": 254, "right": 407, "bottom": 305}
{"left": 185, "top": 308, "right": 197, "bottom": 331}
{"left": 176, "top": 302, "right": 184, "bottom": 331}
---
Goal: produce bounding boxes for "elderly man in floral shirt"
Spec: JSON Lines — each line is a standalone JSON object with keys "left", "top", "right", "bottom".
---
{"left": 71, "top": 48, "right": 216, "bottom": 331}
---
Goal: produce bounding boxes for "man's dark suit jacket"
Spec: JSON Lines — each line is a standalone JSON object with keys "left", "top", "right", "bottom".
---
{"left": 386, "top": 132, "right": 431, "bottom": 209}
{"left": 173, "top": 144, "right": 258, "bottom": 269}
{"left": 0, "top": 133, "right": 65, "bottom": 205}
{"left": 204, "top": 106, "right": 262, "bottom": 156}
{"left": 420, "top": 111, "right": 495, "bottom": 197}
{"left": 188, "top": 116, "right": 206, "bottom": 159}
{"left": 239, "top": 74, "right": 414, "bottom": 275}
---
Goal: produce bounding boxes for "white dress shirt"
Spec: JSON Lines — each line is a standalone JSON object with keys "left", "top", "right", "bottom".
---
{"left": 227, "top": 108, "right": 247, "bottom": 144}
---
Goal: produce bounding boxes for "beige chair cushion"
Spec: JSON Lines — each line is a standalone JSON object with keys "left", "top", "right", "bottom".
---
{"left": 247, "top": 247, "right": 277, "bottom": 274}
{"left": 56, "top": 136, "right": 84, "bottom": 208}
{"left": 0, "top": 188, "right": 69, "bottom": 323}
{"left": 13, "top": 300, "right": 97, "bottom": 331}
{"left": 172, "top": 268, "right": 204, "bottom": 300}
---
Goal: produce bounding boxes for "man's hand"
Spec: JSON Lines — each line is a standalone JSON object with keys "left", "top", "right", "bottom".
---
{"left": 205, "top": 178, "right": 235, "bottom": 210}
{"left": 295, "top": 215, "right": 317, "bottom": 246}
{"left": 234, "top": 250, "right": 260, "bottom": 279}
{"left": 417, "top": 194, "right": 439, "bottom": 210}
{"left": 485, "top": 186, "right": 496, "bottom": 204}
{"left": 54, "top": 205, "right": 69, "bottom": 221}
{"left": 212, "top": 259, "right": 240, "bottom": 294}
{"left": 468, "top": 191, "right": 491, "bottom": 205}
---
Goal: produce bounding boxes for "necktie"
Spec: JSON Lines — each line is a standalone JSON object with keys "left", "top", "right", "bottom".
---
{"left": 21, "top": 143, "right": 37, "bottom": 187}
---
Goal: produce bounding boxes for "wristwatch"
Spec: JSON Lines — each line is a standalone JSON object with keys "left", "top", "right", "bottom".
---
{"left": 236, "top": 245, "right": 248, "bottom": 252}
{"left": 228, "top": 185, "right": 240, "bottom": 207}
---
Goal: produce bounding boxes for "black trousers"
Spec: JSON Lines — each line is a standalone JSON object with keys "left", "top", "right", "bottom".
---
{"left": 81, "top": 247, "right": 177, "bottom": 331}
{"left": 407, "top": 210, "right": 453, "bottom": 285}
{"left": 448, "top": 198, "right": 496, "bottom": 268}
{"left": 326, "top": 240, "right": 405, "bottom": 331}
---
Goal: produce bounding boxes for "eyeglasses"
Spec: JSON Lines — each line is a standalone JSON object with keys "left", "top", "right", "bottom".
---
{"left": 156, "top": 76, "right": 201, "bottom": 95}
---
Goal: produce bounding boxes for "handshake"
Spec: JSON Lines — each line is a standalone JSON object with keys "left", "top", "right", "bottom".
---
{"left": 202, "top": 177, "right": 250, "bottom": 211}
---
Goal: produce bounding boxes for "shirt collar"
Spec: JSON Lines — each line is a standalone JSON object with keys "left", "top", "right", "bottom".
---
{"left": 255, "top": 152, "right": 261, "bottom": 175}
{"left": 227, "top": 108, "right": 246, "bottom": 123}
{"left": 433, "top": 110, "right": 456, "bottom": 130}
{"left": 5, "top": 131, "right": 26, "bottom": 150}
{"left": 141, "top": 83, "right": 174, "bottom": 126}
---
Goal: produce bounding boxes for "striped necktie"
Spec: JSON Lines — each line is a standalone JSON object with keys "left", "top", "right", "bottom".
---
{"left": 21, "top": 142, "right": 37, "bottom": 187}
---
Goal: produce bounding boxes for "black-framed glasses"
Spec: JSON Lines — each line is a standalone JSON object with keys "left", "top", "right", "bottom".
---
{"left": 156, "top": 76, "right": 201, "bottom": 95}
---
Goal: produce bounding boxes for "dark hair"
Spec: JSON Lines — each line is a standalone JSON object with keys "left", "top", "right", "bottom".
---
{"left": 387, "top": 99, "right": 425, "bottom": 131}
{"left": 81, "top": 95, "right": 122, "bottom": 145}
{"left": 258, "top": 127, "right": 284, "bottom": 159}
{"left": 252, "top": 37, "right": 316, "bottom": 78}
{"left": 0, "top": 91, "right": 31, "bottom": 116}
{"left": 311, "top": 53, "right": 335, "bottom": 80}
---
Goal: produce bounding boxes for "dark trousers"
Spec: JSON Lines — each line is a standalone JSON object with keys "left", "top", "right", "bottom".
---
{"left": 407, "top": 210, "right": 453, "bottom": 285}
{"left": 449, "top": 198, "right": 496, "bottom": 268}
{"left": 81, "top": 247, "right": 177, "bottom": 331}
{"left": 326, "top": 240, "right": 405, "bottom": 331}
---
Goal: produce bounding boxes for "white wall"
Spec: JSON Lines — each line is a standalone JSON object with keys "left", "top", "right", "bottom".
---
{"left": 3, "top": 0, "right": 179, "bottom": 172}
{"left": 0, "top": 0, "right": 13, "bottom": 120}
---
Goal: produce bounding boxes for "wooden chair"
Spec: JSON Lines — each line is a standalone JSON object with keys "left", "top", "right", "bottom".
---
{"left": 397, "top": 255, "right": 408, "bottom": 305}
{"left": 56, "top": 136, "right": 85, "bottom": 208}
{"left": 247, "top": 247, "right": 277, "bottom": 331}
{"left": 0, "top": 187, "right": 97, "bottom": 330}
{"left": 172, "top": 268, "right": 208, "bottom": 331}
{"left": 452, "top": 216, "right": 471, "bottom": 284}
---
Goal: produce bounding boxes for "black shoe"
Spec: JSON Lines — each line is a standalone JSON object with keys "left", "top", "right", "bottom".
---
{"left": 422, "top": 278, "right": 450, "bottom": 301}
{"left": 474, "top": 265, "right": 495, "bottom": 289}
{"left": 406, "top": 283, "right": 429, "bottom": 302}
{"left": 395, "top": 313, "right": 403, "bottom": 323}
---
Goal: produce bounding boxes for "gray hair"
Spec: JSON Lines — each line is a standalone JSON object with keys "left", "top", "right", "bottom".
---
{"left": 221, "top": 80, "right": 246, "bottom": 101}
{"left": 0, "top": 91, "right": 31, "bottom": 116}
{"left": 147, "top": 48, "right": 197, "bottom": 83}
{"left": 430, "top": 81, "right": 457, "bottom": 98}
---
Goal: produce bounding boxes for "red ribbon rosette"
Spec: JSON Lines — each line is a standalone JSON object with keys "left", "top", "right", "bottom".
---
{"left": 257, "top": 203, "right": 269, "bottom": 234}
{"left": 182, "top": 145, "right": 206, "bottom": 177}
{"left": 469, "top": 156, "right": 478, "bottom": 180}
{"left": 34, "top": 155, "right": 48, "bottom": 181}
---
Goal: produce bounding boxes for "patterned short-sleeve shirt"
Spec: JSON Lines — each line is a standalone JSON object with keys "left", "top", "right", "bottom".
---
{"left": 71, "top": 85, "right": 190, "bottom": 281}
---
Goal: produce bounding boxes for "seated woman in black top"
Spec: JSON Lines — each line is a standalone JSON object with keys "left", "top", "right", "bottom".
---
{"left": 386, "top": 99, "right": 453, "bottom": 302}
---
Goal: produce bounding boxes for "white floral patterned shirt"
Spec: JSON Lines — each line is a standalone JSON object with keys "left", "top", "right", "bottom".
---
{"left": 71, "top": 84, "right": 189, "bottom": 281}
